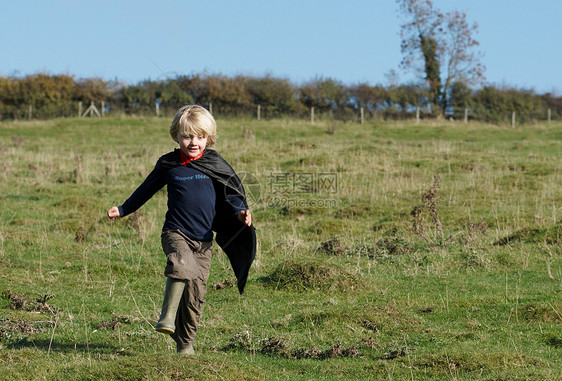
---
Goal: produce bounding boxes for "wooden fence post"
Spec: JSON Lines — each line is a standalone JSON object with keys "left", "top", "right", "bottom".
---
{"left": 512, "top": 111, "right": 516, "bottom": 128}
{"left": 155, "top": 102, "right": 160, "bottom": 117}
{"left": 28, "top": 105, "right": 32, "bottom": 120}
{"left": 415, "top": 107, "right": 420, "bottom": 124}
{"left": 257, "top": 104, "right": 261, "bottom": 120}
{"left": 78, "top": 102, "right": 82, "bottom": 118}
{"left": 464, "top": 108, "right": 468, "bottom": 124}
{"left": 548, "top": 108, "right": 551, "bottom": 124}
{"left": 82, "top": 102, "right": 101, "bottom": 118}
{"left": 101, "top": 101, "right": 105, "bottom": 117}
{"left": 311, "top": 106, "right": 314, "bottom": 124}
{"left": 360, "top": 107, "right": 364, "bottom": 124}
{"left": 209, "top": 102, "right": 213, "bottom": 114}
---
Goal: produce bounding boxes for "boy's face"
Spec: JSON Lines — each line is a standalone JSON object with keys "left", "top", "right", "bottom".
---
{"left": 176, "top": 132, "right": 207, "bottom": 158}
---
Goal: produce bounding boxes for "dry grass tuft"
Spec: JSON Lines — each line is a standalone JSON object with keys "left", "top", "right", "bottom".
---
{"left": 73, "top": 155, "right": 83, "bottom": 183}
{"left": 75, "top": 224, "right": 96, "bottom": 243}
{"left": 464, "top": 220, "right": 489, "bottom": 246}
{"left": 411, "top": 174, "right": 445, "bottom": 245}
{"left": 11, "top": 135, "right": 25, "bottom": 147}
{"left": 241, "top": 126, "right": 255, "bottom": 140}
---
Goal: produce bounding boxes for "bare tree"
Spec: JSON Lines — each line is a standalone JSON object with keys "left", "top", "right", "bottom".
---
{"left": 397, "top": 0, "right": 485, "bottom": 114}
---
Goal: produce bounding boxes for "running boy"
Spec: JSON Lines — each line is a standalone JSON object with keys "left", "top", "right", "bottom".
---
{"left": 107, "top": 105, "right": 256, "bottom": 355}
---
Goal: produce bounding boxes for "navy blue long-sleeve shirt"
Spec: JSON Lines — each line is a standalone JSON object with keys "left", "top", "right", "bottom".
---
{"left": 118, "top": 157, "right": 245, "bottom": 241}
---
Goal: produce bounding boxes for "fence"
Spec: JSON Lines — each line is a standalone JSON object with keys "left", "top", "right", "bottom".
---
{"left": 2, "top": 100, "right": 561, "bottom": 126}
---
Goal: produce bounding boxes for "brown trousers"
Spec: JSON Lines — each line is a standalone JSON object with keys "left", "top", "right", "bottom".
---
{"left": 161, "top": 229, "right": 212, "bottom": 349}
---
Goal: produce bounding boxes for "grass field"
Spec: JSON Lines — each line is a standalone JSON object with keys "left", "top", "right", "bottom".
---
{"left": 0, "top": 116, "right": 561, "bottom": 380}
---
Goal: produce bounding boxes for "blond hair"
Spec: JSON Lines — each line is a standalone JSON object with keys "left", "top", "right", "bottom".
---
{"left": 169, "top": 105, "right": 217, "bottom": 146}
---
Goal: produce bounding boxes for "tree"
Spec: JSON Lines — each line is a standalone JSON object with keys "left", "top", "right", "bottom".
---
{"left": 75, "top": 77, "right": 111, "bottom": 102}
{"left": 473, "top": 86, "right": 543, "bottom": 124}
{"left": 299, "top": 77, "right": 348, "bottom": 113}
{"left": 245, "top": 75, "right": 301, "bottom": 116}
{"left": 397, "top": 0, "right": 485, "bottom": 114}
{"left": 449, "top": 81, "right": 473, "bottom": 119}
{"left": 349, "top": 83, "right": 384, "bottom": 115}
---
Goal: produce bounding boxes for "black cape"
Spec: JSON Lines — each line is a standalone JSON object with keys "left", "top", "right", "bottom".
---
{"left": 157, "top": 148, "right": 256, "bottom": 295}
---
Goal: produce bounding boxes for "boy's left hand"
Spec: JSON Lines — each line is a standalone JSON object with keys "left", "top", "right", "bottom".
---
{"left": 238, "top": 210, "right": 252, "bottom": 227}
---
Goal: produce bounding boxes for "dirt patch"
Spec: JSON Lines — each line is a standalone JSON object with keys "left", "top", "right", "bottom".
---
{"left": 95, "top": 314, "right": 139, "bottom": 331}
{"left": 361, "top": 319, "right": 382, "bottom": 333}
{"left": 0, "top": 318, "right": 51, "bottom": 341}
{"left": 316, "top": 237, "right": 346, "bottom": 256}
{"left": 418, "top": 307, "right": 434, "bottom": 313}
{"left": 0, "top": 319, "right": 39, "bottom": 337}
{"left": 382, "top": 344, "right": 415, "bottom": 360}
{"left": 226, "top": 330, "right": 253, "bottom": 351}
{"left": 212, "top": 278, "right": 235, "bottom": 290}
{"left": 4, "top": 290, "right": 57, "bottom": 315}
{"left": 374, "top": 235, "right": 411, "bottom": 256}
{"left": 226, "top": 331, "right": 358, "bottom": 359}
{"left": 360, "top": 336, "right": 380, "bottom": 349}
{"left": 259, "top": 336, "right": 290, "bottom": 355}
{"left": 312, "top": 343, "right": 358, "bottom": 359}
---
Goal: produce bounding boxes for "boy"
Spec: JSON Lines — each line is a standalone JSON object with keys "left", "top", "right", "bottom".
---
{"left": 107, "top": 105, "right": 256, "bottom": 355}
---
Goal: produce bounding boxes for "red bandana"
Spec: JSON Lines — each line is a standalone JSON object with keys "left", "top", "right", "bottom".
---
{"left": 179, "top": 149, "right": 204, "bottom": 166}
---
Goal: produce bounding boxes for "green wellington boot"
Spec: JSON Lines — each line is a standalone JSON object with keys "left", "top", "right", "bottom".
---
{"left": 155, "top": 278, "right": 186, "bottom": 334}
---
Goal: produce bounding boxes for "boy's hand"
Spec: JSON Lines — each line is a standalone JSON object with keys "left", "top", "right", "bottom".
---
{"left": 238, "top": 210, "right": 252, "bottom": 227}
{"left": 107, "top": 206, "right": 120, "bottom": 220}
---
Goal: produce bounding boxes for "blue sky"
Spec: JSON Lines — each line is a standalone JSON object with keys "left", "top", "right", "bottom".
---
{"left": 2, "top": 0, "right": 561, "bottom": 94}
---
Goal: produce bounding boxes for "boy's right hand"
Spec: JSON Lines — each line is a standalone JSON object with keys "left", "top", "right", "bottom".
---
{"left": 107, "top": 206, "right": 120, "bottom": 220}
{"left": 238, "top": 209, "right": 252, "bottom": 227}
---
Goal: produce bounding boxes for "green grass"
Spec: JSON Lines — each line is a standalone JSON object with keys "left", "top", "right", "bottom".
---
{"left": 0, "top": 116, "right": 561, "bottom": 380}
